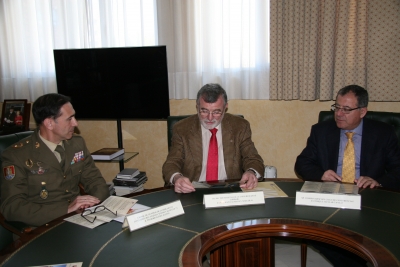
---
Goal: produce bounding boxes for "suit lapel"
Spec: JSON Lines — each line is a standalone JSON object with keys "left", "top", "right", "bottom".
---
{"left": 360, "top": 119, "right": 375, "bottom": 174}
{"left": 63, "top": 140, "right": 73, "bottom": 171}
{"left": 188, "top": 117, "right": 203, "bottom": 169}
{"left": 326, "top": 122, "right": 340, "bottom": 170}
{"left": 221, "top": 115, "right": 236, "bottom": 177}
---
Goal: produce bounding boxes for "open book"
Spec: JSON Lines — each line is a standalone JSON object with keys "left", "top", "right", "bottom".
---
{"left": 242, "top": 182, "right": 288, "bottom": 198}
{"left": 300, "top": 181, "right": 359, "bottom": 195}
{"left": 64, "top": 196, "right": 137, "bottom": 229}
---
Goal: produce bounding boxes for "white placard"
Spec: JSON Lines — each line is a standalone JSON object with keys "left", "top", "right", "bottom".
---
{"left": 295, "top": 191, "right": 361, "bottom": 210}
{"left": 124, "top": 200, "right": 184, "bottom": 232}
{"left": 203, "top": 191, "right": 265, "bottom": 209}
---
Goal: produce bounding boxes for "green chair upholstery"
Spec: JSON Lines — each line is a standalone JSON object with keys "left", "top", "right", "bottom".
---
{"left": 319, "top": 111, "right": 400, "bottom": 146}
{"left": 167, "top": 115, "right": 193, "bottom": 151}
{"left": 167, "top": 114, "right": 244, "bottom": 151}
{"left": 0, "top": 131, "right": 33, "bottom": 252}
{"left": 0, "top": 221, "right": 12, "bottom": 252}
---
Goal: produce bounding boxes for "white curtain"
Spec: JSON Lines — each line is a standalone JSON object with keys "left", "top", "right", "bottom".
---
{"left": 0, "top": 0, "right": 158, "bottom": 102}
{"left": 158, "top": 0, "right": 270, "bottom": 99}
{"left": 0, "top": 0, "right": 270, "bottom": 101}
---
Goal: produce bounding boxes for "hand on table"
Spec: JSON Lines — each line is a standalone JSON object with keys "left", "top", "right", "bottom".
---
{"left": 174, "top": 175, "right": 195, "bottom": 193}
{"left": 240, "top": 170, "right": 258, "bottom": 190}
{"left": 356, "top": 176, "right": 380, "bottom": 188}
{"left": 68, "top": 195, "right": 100, "bottom": 213}
{"left": 321, "top": 170, "right": 342, "bottom": 182}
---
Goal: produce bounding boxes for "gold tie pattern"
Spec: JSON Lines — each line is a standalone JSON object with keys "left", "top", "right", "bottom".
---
{"left": 342, "top": 132, "right": 355, "bottom": 183}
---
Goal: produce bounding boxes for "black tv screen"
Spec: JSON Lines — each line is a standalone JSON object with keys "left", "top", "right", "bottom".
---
{"left": 54, "top": 46, "right": 170, "bottom": 120}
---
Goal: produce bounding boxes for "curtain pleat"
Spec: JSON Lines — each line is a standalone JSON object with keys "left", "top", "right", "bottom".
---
{"left": 270, "top": 0, "right": 400, "bottom": 101}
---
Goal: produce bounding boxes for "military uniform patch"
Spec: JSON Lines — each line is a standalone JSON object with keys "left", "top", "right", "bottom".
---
{"left": 30, "top": 167, "right": 49, "bottom": 175}
{"left": 72, "top": 151, "right": 84, "bottom": 164}
{"left": 3, "top": 166, "right": 15, "bottom": 180}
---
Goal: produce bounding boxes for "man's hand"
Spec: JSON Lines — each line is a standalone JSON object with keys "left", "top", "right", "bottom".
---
{"left": 239, "top": 170, "right": 258, "bottom": 189}
{"left": 321, "top": 170, "right": 342, "bottom": 182}
{"left": 173, "top": 175, "right": 195, "bottom": 193}
{"left": 68, "top": 195, "right": 100, "bottom": 213}
{"left": 356, "top": 176, "right": 380, "bottom": 188}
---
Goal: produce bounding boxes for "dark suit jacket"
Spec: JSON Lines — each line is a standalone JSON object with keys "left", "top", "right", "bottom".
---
{"left": 162, "top": 113, "right": 264, "bottom": 184}
{"left": 295, "top": 118, "right": 400, "bottom": 190}
{"left": 0, "top": 129, "right": 109, "bottom": 226}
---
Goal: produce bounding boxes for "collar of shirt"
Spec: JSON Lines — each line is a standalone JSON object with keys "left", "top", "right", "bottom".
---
{"left": 201, "top": 123, "right": 222, "bottom": 139}
{"left": 38, "top": 130, "right": 64, "bottom": 152}
{"left": 38, "top": 130, "right": 64, "bottom": 161}
{"left": 340, "top": 119, "right": 363, "bottom": 137}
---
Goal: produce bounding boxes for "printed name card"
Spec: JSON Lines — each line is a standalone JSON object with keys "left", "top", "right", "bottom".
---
{"left": 203, "top": 191, "right": 265, "bottom": 209}
{"left": 295, "top": 191, "right": 361, "bottom": 210}
{"left": 124, "top": 200, "right": 184, "bottom": 232}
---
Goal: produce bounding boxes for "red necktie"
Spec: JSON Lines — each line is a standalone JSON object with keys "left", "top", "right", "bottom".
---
{"left": 206, "top": 128, "right": 218, "bottom": 181}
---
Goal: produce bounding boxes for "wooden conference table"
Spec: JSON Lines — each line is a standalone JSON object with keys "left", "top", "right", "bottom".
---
{"left": 0, "top": 179, "right": 399, "bottom": 267}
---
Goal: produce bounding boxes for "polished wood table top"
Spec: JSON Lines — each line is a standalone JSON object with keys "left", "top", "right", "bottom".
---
{"left": 1, "top": 179, "right": 399, "bottom": 267}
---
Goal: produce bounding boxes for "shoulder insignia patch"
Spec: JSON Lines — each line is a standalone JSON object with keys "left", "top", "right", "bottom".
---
{"left": 3, "top": 166, "right": 15, "bottom": 180}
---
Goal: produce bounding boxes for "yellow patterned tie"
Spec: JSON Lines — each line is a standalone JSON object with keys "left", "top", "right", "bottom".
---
{"left": 342, "top": 132, "right": 355, "bottom": 183}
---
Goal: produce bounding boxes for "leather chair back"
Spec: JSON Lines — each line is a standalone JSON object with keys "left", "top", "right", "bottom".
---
{"left": 167, "top": 115, "right": 244, "bottom": 151}
{"left": 318, "top": 111, "right": 400, "bottom": 146}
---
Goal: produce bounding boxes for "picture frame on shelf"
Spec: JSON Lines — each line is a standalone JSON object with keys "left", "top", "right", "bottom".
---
{"left": 1, "top": 99, "right": 30, "bottom": 134}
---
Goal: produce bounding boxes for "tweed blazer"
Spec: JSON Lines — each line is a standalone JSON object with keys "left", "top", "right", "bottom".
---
{"left": 295, "top": 118, "right": 400, "bottom": 190}
{"left": 162, "top": 113, "right": 264, "bottom": 184}
{"left": 0, "top": 129, "right": 109, "bottom": 226}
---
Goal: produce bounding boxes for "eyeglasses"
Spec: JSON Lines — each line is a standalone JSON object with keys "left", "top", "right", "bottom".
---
{"left": 199, "top": 109, "right": 223, "bottom": 117}
{"left": 331, "top": 104, "right": 362, "bottom": 114}
{"left": 81, "top": 205, "right": 118, "bottom": 223}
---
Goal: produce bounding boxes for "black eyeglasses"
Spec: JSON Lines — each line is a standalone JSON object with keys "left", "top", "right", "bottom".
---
{"left": 199, "top": 108, "right": 223, "bottom": 117}
{"left": 331, "top": 104, "right": 362, "bottom": 114}
{"left": 81, "top": 205, "right": 118, "bottom": 223}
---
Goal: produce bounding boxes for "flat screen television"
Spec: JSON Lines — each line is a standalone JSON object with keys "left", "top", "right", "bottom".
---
{"left": 54, "top": 46, "right": 170, "bottom": 120}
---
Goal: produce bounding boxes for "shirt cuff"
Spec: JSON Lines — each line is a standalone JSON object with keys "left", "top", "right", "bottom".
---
{"left": 170, "top": 172, "right": 182, "bottom": 184}
{"left": 247, "top": 168, "right": 261, "bottom": 179}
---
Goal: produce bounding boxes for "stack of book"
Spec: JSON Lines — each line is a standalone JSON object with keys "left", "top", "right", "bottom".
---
{"left": 113, "top": 168, "right": 148, "bottom": 196}
{"left": 107, "top": 182, "right": 116, "bottom": 196}
{"left": 91, "top": 148, "right": 125, "bottom": 160}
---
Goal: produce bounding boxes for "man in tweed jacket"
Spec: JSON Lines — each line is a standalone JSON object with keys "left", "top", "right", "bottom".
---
{"left": 162, "top": 84, "right": 264, "bottom": 193}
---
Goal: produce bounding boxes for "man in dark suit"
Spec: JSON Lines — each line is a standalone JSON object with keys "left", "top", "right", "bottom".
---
{"left": 0, "top": 94, "right": 109, "bottom": 226}
{"left": 162, "top": 83, "right": 264, "bottom": 193}
{"left": 295, "top": 84, "right": 400, "bottom": 190}
{"left": 295, "top": 85, "right": 400, "bottom": 266}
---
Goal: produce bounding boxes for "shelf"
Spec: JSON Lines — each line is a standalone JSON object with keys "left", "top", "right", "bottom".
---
{"left": 94, "top": 152, "right": 139, "bottom": 163}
